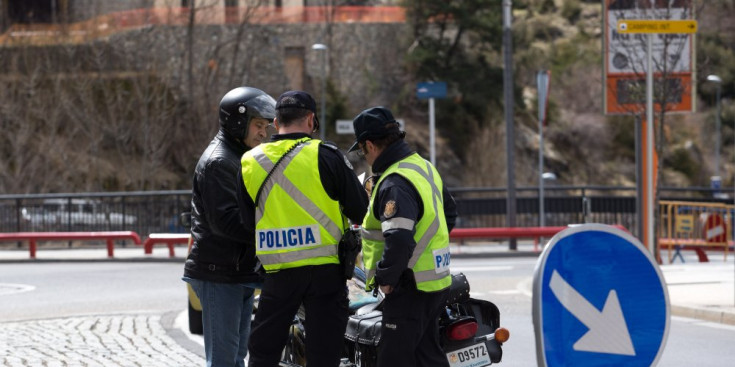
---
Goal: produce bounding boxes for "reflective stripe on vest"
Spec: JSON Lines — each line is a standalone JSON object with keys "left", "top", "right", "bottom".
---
{"left": 251, "top": 144, "right": 342, "bottom": 240}
{"left": 361, "top": 153, "right": 451, "bottom": 292}
{"left": 242, "top": 139, "right": 343, "bottom": 271}
{"left": 398, "top": 161, "right": 443, "bottom": 270}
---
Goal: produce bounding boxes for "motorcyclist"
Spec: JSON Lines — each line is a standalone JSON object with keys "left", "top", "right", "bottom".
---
{"left": 183, "top": 86, "right": 275, "bottom": 367}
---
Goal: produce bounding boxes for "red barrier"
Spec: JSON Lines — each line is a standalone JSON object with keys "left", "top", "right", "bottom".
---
{"left": 658, "top": 238, "right": 734, "bottom": 263}
{"left": 449, "top": 225, "right": 629, "bottom": 252}
{"left": 0, "top": 231, "right": 142, "bottom": 259}
{"left": 450, "top": 227, "right": 569, "bottom": 252}
{"left": 450, "top": 227, "right": 570, "bottom": 240}
{"left": 142, "top": 233, "right": 190, "bottom": 257}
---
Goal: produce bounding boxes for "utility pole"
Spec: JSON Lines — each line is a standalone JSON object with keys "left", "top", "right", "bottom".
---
{"left": 503, "top": 0, "right": 517, "bottom": 250}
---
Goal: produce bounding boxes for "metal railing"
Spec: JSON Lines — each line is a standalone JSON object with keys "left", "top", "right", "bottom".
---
{"left": 0, "top": 191, "right": 191, "bottom": 236}
{"left": 1, "top": 186, "right": 732, "bottom": 241}
{"left": 449, "top": 185, "right": 734, "bottom": 239}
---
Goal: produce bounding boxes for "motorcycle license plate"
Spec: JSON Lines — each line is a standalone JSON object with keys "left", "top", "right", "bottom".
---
{"left": 446, "top": 342, "right": 492, "bottom": 367}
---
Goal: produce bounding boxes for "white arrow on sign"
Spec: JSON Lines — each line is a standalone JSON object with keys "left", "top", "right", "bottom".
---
{"left": 550, "top": 270, "right": 636, "bottom": 356}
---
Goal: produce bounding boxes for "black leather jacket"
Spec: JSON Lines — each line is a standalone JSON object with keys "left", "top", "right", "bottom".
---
{"left": 184, "top": 130, "right": 262, "bottom": 283}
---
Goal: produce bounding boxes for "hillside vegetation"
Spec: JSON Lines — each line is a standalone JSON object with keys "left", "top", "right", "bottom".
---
{"left": 407, "top": 0, "right": 734, "bottom": 189}
{"left": 0, "top": 0, "right": 733, "bottom": 194}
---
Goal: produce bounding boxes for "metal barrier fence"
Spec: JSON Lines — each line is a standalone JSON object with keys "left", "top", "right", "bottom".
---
{"left": 450, "top": 186, "right": 733, "bottom": 239}
{"left": 0, "top": 191, "right": 191, "bottom": 236}
{"left": 658, "top": 200, "right": 733, "bottom": 262}
{"left": 1, "top": 186, "right": 732, "bottom": 240}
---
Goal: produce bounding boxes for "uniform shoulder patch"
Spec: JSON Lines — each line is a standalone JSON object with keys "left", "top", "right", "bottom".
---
{"left": 321, "top": 141, "right": 339, "bottom": 151}
{"left": 383, "top": 200, "right": 397, "bottom": 219}
{"left": 343, "top": 155, "right": 353, "bottom": 170}
{"left": 321, "top": 141, "right": 353, "bottom": 169}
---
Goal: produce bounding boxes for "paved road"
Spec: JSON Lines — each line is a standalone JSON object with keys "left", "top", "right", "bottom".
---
{"left": 1, "top": 254, "right": 733, "bottom": 366}
{"left": 456, "top": 258, "right": 735, "bottom": 366}
{"left": 0, "top": 262, "right": 206, "bottom": 365}
{"left": 1, "top": 313, "right": 202, "bottom": 366}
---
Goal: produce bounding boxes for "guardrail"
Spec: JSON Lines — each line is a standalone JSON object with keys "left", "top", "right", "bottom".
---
{"left": 449, "top": 225, "right": 630, "bottom": 252}
{"left": 2, "top": 223, "right": 731, "bottom": 262}
{"left": 0, "top": 231, "right": 141, "bottom": 259}
{"left": 142, "top": 233, "right": 190, "bottom": 257}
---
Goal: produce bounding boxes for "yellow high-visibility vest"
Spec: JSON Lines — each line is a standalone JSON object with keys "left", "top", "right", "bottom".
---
{"left": 241, "top": 138, "right": 345, "bottom": 271}
{"left": 362, "top": 153, "right": 451, "bottom": 292}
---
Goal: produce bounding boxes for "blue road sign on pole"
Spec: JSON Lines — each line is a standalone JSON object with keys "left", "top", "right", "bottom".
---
{"left": 532, "top": 224, "right": 670, "bottom": 367}
{"left": 416, "top": 81, "right": 446, "bottom": 165}
{"left": 416, "top": 82, "right": 447, "bottom": 99}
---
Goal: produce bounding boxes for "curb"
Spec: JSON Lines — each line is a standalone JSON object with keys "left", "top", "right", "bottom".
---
{"left": 0, "top": 256, "right": 185, "bottom": 264}
{"left": 0, "top": 250, "right": 543, "bottom": 263}
{"left": 671, "top": 305, "right": 735, "bottom": 326}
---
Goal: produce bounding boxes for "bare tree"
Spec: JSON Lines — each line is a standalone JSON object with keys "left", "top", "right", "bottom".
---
{"left": 0, "top": 0, "right": 277, "bottom": 193}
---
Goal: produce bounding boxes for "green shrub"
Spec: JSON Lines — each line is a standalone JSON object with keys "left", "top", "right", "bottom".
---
{"left": 561, "top": 0, "right": 582, "bottom": 22}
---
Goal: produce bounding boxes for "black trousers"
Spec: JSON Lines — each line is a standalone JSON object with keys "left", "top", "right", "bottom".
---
{"left": 248, "top": 264, "right": 349, "bottom": 367}
{"left": 378, "top": 286, "right": 451, "bottom": 367}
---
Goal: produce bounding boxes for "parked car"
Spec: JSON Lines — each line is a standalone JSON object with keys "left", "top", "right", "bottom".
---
{"left": 21, "top": 198, "right": 137, "bottom": 229}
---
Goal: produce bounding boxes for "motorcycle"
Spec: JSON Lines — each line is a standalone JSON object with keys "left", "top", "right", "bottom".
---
{"left": 277, "top": 267, "right": 509, "bottom": 367}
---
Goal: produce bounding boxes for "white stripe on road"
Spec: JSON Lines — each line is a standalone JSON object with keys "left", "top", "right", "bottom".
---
{"left": 0, "top": 283, "right": 35, "bottom": 296}
{"left": 488, "top": 289, "right": 522, "bottom": 295}
{"left": 451, "top": 265, "right": 514, "bottom": 272}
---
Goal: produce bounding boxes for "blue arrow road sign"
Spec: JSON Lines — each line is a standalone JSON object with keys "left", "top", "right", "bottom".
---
{"left": 532, "top": 224, "right": 670, "bottom": 367}
{"left": 416, "top": 81, "right": 447, "bottom": 99}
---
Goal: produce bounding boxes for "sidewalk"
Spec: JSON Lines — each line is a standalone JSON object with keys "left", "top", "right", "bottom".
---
{"left": 1, "top": 241, "right": 733, "bottom": 325}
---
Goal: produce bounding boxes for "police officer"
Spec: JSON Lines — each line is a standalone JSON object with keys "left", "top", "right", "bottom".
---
{"left": 238, "top": 90, "right": 368, "bottom": 367}
{"left": 348, "top": 106, "right": 457, "bottom": 367}
{"left": 183, "top": 86, "right": 276, "bottom": 367}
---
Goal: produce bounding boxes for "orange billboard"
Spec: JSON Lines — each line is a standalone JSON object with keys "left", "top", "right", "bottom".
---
{"left": 603, "top": 0, "right": 695, "bottom": 115}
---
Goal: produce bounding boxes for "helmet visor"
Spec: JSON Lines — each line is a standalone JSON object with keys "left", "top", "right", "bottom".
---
{"left": 246, "top": 94, "right": 277, "bottom": 121}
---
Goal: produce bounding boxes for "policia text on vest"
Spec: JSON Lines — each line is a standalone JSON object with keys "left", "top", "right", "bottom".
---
{"left": 257, "top": 225, "right": 320, "bottom": 250}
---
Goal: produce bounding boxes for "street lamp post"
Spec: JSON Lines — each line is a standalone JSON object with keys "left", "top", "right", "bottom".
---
{"left": 707, "top": 74, "right": 722, "bottom": 181}
{"left": 312, "top": 43, "right": 328, "bottom": 141}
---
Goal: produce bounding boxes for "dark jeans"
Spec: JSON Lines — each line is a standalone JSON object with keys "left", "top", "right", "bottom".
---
{"left": 378, "top": 286, "right": 451, "bottom": 367}
{"left": 248, "top": 264, "right": 349, "bottom": 367}
{"left": 183, "top": 278, "right": 258, "bottom": 367}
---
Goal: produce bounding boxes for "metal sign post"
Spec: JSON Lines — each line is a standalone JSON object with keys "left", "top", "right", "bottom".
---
{"left": 537, "top": 70, "right": 551, "bottom": 227}
{"left": 646, "top": 33, "right": 654, "bottom": 254}
{"left": 416, "top": 82, "right": 447, "bottom": 166}
{"left": 429, "top": 97, "right": 436, "bottom": 165}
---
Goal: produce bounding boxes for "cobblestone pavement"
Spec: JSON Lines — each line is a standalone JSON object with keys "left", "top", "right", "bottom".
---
{"left": 0, "top": 313, "right": 204, "bottom": 366}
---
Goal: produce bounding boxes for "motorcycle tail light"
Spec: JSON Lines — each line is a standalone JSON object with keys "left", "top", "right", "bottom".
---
{"left": 446, "top": 319, "right": 478, "bottom": 341}
{"left": 494, "top": 327, "right": 510, "bottom": 343}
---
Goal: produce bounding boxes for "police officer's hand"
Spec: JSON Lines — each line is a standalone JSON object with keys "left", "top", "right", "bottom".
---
{"left": 379, "top": 284, "right": 393, "bottom": 295}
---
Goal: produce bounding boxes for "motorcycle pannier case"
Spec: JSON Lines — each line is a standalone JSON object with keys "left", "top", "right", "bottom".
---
{"left": 447, "top": 272, "right": 471, "bottom": 304}
{"left": 344, "top": 310, "right": 382, "bottom": 346}
{"left": 344, "top": 310, "right": 382, "bottom": 365}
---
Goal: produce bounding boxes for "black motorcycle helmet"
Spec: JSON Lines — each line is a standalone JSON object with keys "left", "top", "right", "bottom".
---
{"left": 219, "top": 87, "right": 276, "bottom": 140}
